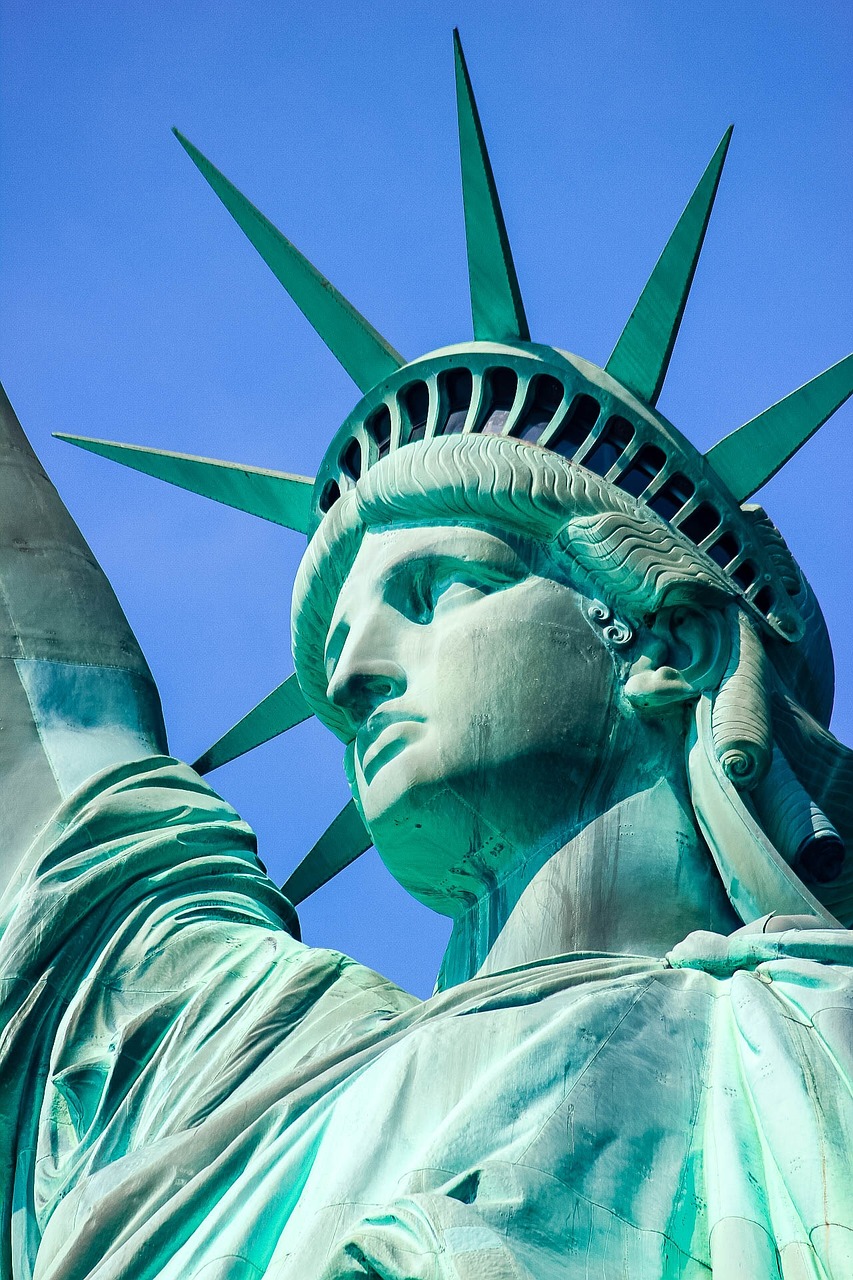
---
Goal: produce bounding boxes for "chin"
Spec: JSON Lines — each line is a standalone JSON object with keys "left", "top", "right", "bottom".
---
{"left": 358, "top": 755, "right": 442, "bottom": 832}
{"left": 363, "top": 767, "right": 518, "bottom": 917}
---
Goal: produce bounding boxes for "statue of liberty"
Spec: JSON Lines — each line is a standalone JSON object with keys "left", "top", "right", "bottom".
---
{"left": 1, "top": 32, "right": 852, "bottom": 1280}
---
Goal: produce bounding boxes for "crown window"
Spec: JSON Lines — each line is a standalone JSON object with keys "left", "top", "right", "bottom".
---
{"left": 614, "top": 443, "right": 666, "bottom": 496}
{"left": 340, "top": 437, "right": 362, "bottom": 481}
{"left": 319, "top": 479, "right": 341, "bottom": 512}
{"left": 550, "top": 394, "right": 601, "bottom": 458}
{"left": 647, "top": 472, "right": 695, "bottom": 521}
{"left": 678, "top": 501, "right": 721, "bottom": 545}
{"left": 707, "top": 531, "right": 740, "bottom": 568}
{"left": 581, "top": 415, "right": 635, "bottom": 476}
{"left": 437, "top": 368, "right": 473, "bottom": 436}
{"left": 512, "top": 374, "right": 565, "bottom": 443}
{"left": 366, "top": 405, "right": 392, "bottom": 458}
{"left": 402, "top": 382, "right": 430, "bottom": 444}
{"left": 482, "top": 368, "right": 518, "bottom": 435}
{"left": 754, "top": 585, "right": 775, "bottom": 615}
{"left": 732, "top": 560, "right": 758, "bottom": 591}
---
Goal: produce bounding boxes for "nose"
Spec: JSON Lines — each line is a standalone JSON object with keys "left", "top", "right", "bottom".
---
{"left": 327, "top": 615, "right": 407, "bottom": 730}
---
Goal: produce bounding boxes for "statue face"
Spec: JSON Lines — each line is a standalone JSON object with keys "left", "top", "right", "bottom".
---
{"left": 323, "top": 523, "right": 623, "bottom": 914}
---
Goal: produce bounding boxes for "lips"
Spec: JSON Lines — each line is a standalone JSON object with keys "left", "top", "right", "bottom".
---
{"left": 358, "top": 709, "right": 425, "bottom": 783}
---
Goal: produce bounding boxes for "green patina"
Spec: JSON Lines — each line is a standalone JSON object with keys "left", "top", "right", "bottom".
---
{"left": 54, "top": 433, "right": 315, "bottom": 533}
{"left": 193, "top": 673, "right": 312, "bottom": 776}
{"left": 2, "top": 28, "right": 853, "bottom": 1280}
{"left": 173, "top": 128, "right": 406, "bottom": 393}
{"left": 605, "top": 127, "right": 732, "bottom": 406}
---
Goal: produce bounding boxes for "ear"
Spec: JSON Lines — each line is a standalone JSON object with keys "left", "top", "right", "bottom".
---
{"left": 623, "top": 604, "right": 731, "bottom": 712}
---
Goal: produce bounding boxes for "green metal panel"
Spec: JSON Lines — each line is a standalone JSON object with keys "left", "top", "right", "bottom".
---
{"left": 282, "top": 799, "right": 372, "bottom": 904}
{"left": 193, "top": 673, "right": 312, "bottom": 775}
{"left": 706, "top": 352, "right": 853, "bottom": 500}
{"left": 56, "top": 433, "right": 314, "bottom": 533}
{"left": 453, "top": 30, "right": 530, "bottom": 344}
{"left": 605, "top": 128, "right": 732, "bottom": 406}
{"left": 0, "top": 384, "right": 167, "bottom": 902}
{"left": 173, "top": 130, "right": 405, "bottom": 394}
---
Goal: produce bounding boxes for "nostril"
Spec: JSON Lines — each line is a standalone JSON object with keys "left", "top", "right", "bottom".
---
{"left": 328, "top": 664, "right": 407, "bottom": 725}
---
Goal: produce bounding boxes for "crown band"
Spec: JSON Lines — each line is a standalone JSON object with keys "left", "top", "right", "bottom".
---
{"left": 312, "top": 341, "right": 805, "bottom": 644}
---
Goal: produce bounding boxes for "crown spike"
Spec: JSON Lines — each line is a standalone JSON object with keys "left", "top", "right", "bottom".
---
{"left": 194, "top": 674, "right": 312, "bottom": 775}
{"left": 55, "top": 434, "right": 315, "bottom": 533}
{"left": 606, "top": 127, "right": 733, "bottom": 406}
{"left": 282, "top": 800, "right": 372, "bottom": 905}
{"left": 453, "top": 30, "right": 530, "bottom": 343}
{"left": 173, "top": 130, "right": 405, "bottom": 393}
{"left": 705, "top": 353, "right": 853, "bottom": 502}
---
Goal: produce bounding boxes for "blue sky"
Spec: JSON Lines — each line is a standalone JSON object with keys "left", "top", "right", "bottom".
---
{"left": 1, "top": 0, "right": 851, "bottom": 996}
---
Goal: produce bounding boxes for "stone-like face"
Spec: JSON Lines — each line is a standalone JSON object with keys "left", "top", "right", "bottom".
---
{"left": 323, "top": 523, "right": 623, "bottom": 914}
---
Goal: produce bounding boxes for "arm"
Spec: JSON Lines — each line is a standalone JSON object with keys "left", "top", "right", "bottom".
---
{"left": 0, "top": 381, "right": 167, "bottom": 901}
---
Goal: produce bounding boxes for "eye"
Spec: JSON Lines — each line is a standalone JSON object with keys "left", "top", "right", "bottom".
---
{"left": 407, "top": 570, "right": 490, "bottom": 624}
{"left": 431, "top": 578, "right": 486, "bottom": 613}
{"left": 385, "top": 554, "right": 526, "bottom": 625}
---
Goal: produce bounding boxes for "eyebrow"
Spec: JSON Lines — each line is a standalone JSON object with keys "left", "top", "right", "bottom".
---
{"left": 383, "top": 547, "right": 527, "bottom": 594}
{"left": 378, "top": 532, "right": 530, "bottom": 582}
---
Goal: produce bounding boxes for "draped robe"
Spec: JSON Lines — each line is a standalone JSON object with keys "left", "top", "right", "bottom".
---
{"left": 1, "top": 758, "right": 851, "bottom": 1279}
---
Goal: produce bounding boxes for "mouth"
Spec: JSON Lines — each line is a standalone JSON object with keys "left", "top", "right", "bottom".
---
{"left": 359, "top": 710, "right": 426, "bottom": 784}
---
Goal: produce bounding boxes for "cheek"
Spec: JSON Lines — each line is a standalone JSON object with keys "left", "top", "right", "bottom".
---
{"left": 428, "top": 608, "right": 614, "bottom": 767}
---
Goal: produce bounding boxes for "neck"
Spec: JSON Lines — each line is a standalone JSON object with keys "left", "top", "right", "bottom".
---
{"left": 436, "top": 775, "right": 740, "bottom": 990}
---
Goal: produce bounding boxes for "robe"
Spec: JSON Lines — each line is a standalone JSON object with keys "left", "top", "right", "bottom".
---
{"left": 1, "top": 757, "right": 851, "bottom": 1279}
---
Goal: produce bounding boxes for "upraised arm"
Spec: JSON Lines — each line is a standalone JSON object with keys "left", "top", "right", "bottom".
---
{"left": 0, "top": 382, "right": 167, "bottom": 898}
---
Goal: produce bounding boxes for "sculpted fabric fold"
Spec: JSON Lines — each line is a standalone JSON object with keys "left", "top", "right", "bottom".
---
{"left": 2, "top": 761, "right": 852, "bottom": 1278}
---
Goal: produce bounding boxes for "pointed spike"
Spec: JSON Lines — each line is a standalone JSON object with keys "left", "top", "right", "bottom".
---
{"left": 453, "top": 30, "right": 530, "bottom": 343}
{"left": 706, "top": 353, "right": 853, "bottom": 502}
{"left": 55, "top": 434, "right": 314, "bottom": 534}
{"left": 172, "top": 129, "right": 405, "bottom": 393}
{"left": 282, "top": 800, "right": 372, "bottom": 905}
{"left": 193, "top": 674, "right": 312, "bottom": 775}
{"left": 606, "top": 127, "right": 733, "bottom": 405}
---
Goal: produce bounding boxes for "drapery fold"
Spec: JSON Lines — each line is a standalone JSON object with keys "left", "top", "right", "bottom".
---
{"left": 2, "top": 758, "right": 851, "bottom": 1278}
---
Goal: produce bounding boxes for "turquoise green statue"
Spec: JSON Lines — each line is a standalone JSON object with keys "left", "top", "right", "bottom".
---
{"left": 2, "top": 31, "right": 853, "bottom": 1280}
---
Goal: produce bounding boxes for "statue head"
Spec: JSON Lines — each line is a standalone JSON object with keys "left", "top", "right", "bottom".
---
{"left": 64, "top": 32, "right": 853, "bottom": 930}
{"left": 291, "top": 428, "right": 851, "bottom": 927}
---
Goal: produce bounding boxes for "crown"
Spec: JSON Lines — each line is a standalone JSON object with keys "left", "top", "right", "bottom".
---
{"left": 58, "top": 31, "right": 852, "bottom": 905}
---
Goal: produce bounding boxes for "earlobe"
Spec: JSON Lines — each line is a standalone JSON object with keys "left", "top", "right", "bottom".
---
{"left": 623, "top": 654, "right": 694, "bottom": 709}
{"left": 623, "top": 605, "right": 730, "bottom": 711}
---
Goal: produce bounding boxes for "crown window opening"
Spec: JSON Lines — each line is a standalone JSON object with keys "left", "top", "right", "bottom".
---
{"left": 436, "top": 367, "right": 473, "bottom": 436}
{"left": 678, "top": 500, "right": 721, "bottom": 545}
{"left": 319, "top": 479, "right": 341, "bottom": 513}
{"left": 512, "top": 374, "right": 565, "bottom": 443}
{"left": 366, "top": 405, "right": 392, "bottom": 459}
{"left": 580, "top": 415, "right": 635, "bottom": 477}
{"left": 754, "top": 585, "right": 775, "bottom": 615}
{"left": 707, "top": 531, "right": 740, "bottom": 569}
{"left": 549, "top": 394, "right": 601, "bottom": 459}
{"left": 481, "top": 367, "right": 519, "bottom": 436}
{"left": 732, "top": 560, "right": 758, "bottom": 591}
{"left": 614, "top": 443, "right": 666, "bottom": 496}
{"left": 402, "top": 381, "right": 430, "bottom": 445}
{"left": 647, "top": 472, "right": 695, "bottom": 521}
{"left": 340, "top": 437, "right": 362, "bottom": 481}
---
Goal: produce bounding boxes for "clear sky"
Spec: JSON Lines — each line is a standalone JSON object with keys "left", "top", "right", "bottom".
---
{"left": 1, "top": 0, "right": 850, "bottom": 997}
